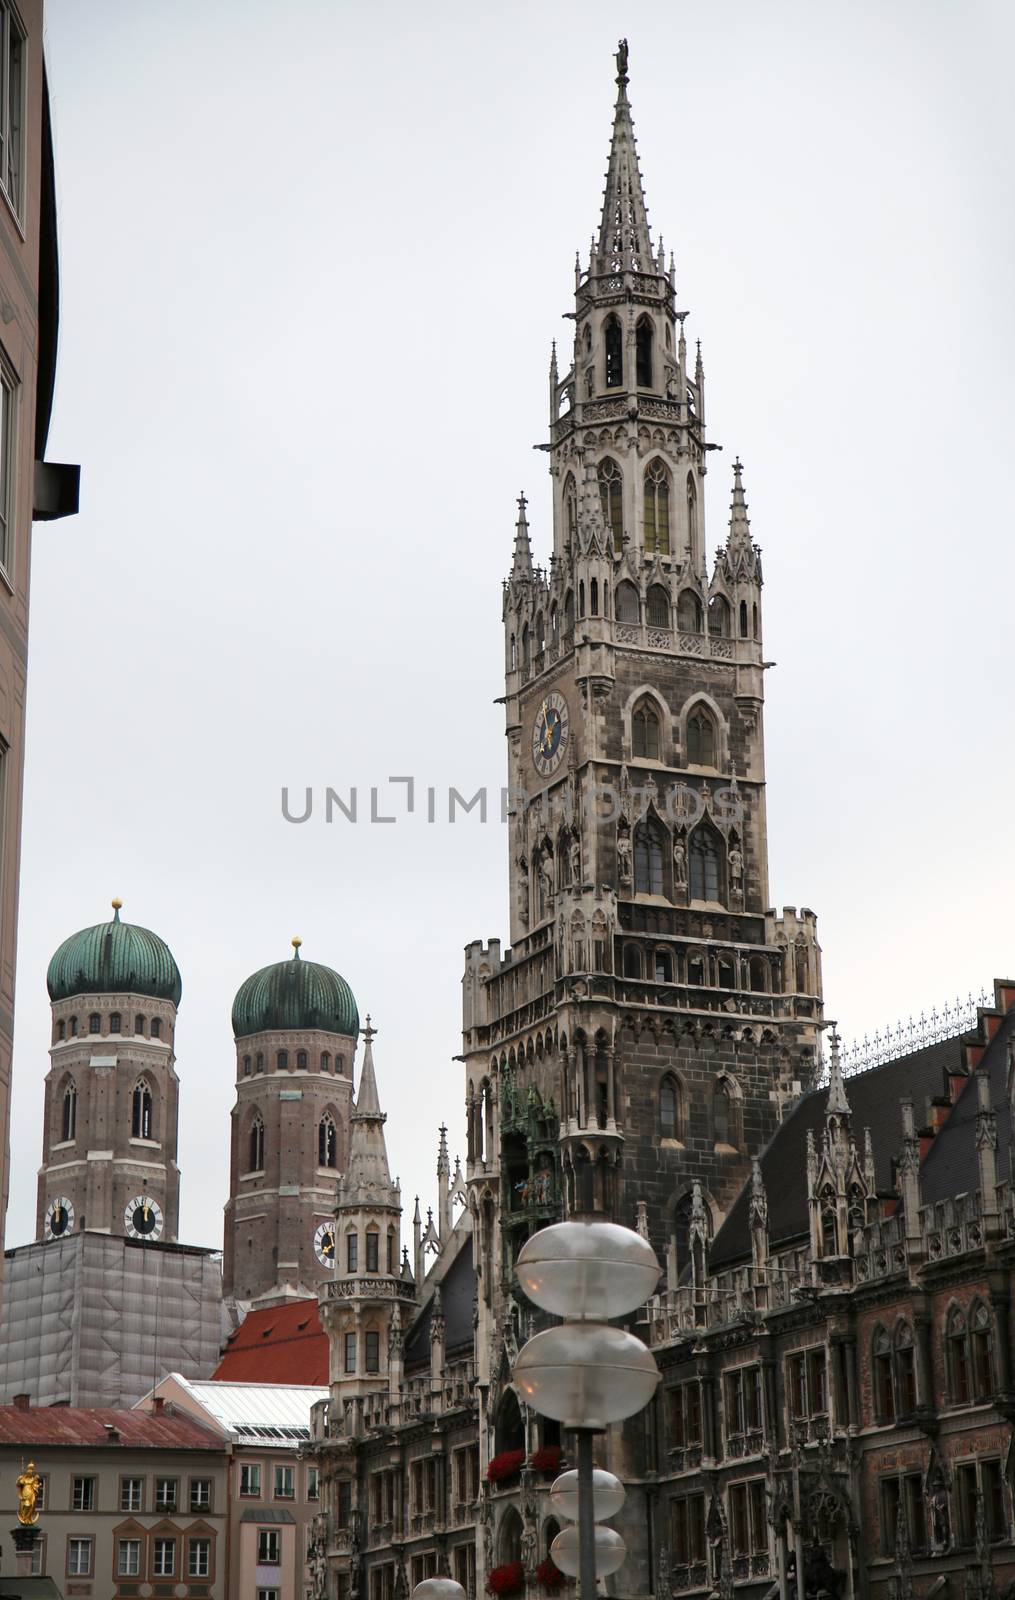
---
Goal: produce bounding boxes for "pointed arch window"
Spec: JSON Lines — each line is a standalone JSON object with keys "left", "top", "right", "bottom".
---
{"left": 946, "top": 1306, "right": 970, "bottom": 1404}
{"left": 318, "top": 1116, "right": 338, "bottom": 1169}
{"left": 646, "top": 584, "right": 669, "bottom": 628}
{"left": 366, "top": 1229, "right": 379, "bottom": 1273}
{"left": 564, "top": 590, "right": 575, "bottom": 633}
{"left": 61, "top": 1081, "right": 77, "bottom": 1142}
{"left": 248, "top": 1117, "right": 265, "bottom": 1174}
{"left": 708, "top": 596, "right": 731, "bottom": 638}
{"left": 131, "top": 1079, "right": 153, "bottom": 1141}
{"left": 634, "top": 816, "right": 666, "bottom": 895}
{"left": 277, "top": 1049, "right": 288, "bottom": 1071}
{"left": 895, "top": 1322, "right": 918, "bottom": 1414}
{"left": 873, "top": 1325, "right": 895, "bottom": 1421}
{"left": 713, "top": 1079, "right": 734, "bottom": 1146}
{"left": 563, "top": 473, "right": 577, "bottom": 546}
{"left": 677, "top": 589, "right": 702, "bottom": 633}
{"left": 590, "top": 579, "right": 598, "bottom": 616}
{"left": 636, "top": 316, "right": 653, "bottom": 387}
{"left": 970, "top": 1301, "right": 995, "bottom": 1399}
{"left": 686, "top": 707, "right": 716, "bottom": 766}
{"left": 109, "top": 1012, "right": 121, "bottom": 1034}
{"left": 643, "top": 460, "right": 670, "bottom": 554}
{"left": 686, "top": 474, "right": 698, "bottom": 548}
{"left": 689, "top": 819, "right": 724, "bottom": 902}
{"left": 134, "top": 1014, "right": 145, "bottom": 1037}
{"left": 604, "top": 315, "right": 623, "bottom": 388}
{"left": 655, "top": 948, "right": 672, "bottom": 983}
{"left": 597, "top": 457, "right": 623, "bottom": 553}
{"left": 321, "top": 1051, "right": 331, "bottom": 1072}
{"left": 632, "top": 698, "right": 660, "bottom": 760}
{"left": 615, "top": 579, "right": 639, "bottom": 624}
{"left": 660, "top": 1073, "right": 682, "bottom": 1139}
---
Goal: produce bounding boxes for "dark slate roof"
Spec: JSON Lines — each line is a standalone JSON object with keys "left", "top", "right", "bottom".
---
{"left": 920, "top": 1005, "right": 1015, "bottom": 1203}
{"left": 240, "top": 1507, "right": 295, "bottom": 1524}
{"left": 405, "top": 1236, "right": 475, "bottom": 1371}
{"left": 710, "top": 1037, "right": 963, "bottom": 1271}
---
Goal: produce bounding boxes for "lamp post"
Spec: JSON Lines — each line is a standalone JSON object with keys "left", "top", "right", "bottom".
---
{"left": 511, "top": 1220, "right": 661, "bottom": 1600}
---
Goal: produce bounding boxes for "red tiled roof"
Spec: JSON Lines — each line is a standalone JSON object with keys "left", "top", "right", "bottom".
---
{"left": 213, "top": 1299, "right": 329, "bottom": 1385}
{"left": 0, "top": 1405, "right": 224, "bottom": 1451}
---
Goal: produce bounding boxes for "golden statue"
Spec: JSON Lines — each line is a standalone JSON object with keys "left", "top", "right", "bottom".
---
{"left": 16, "top": 1462, "right": 42, "bottom": 1526}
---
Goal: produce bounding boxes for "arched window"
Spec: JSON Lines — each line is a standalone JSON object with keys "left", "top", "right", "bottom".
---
{"left": 69, "top": 1015, "right": 78, "bottom": 1037}
{"left": 243, "top": 1054, "right": 252, "bottom": 1076}
{"left": 590, "top": 579, "right": 599, "bottom": 616}
{"left": 604, "top": 315, "right": 623, "bottom": 388}
{"left": 535, "top": 611, "right": 545, "bottom": 651}
{"left": 643, "top": 460, "right": 670, "bottom": 554}
{"left": 672, "top": 1192, "right": 693, "bottom": 1278}
{"left": 564, "top": 590, "right": 575, "bottom": 632}
{"left": 636, "top": 316, "right": 653, "bottom": 387}
{"left": 623, "top": 944, "right": 642, "bottom": 979}
{"left": 895, "top": 1322, "right": 918, "bottom": 1414}
{"left": 583, "top": 325, "right": 592, "bottom": 355}
{"left": 522, "top": 623, "right": 530, "bottom": 668}
{"left": 646, "top": 584, "right": 669, "bottom": 628}
{"left": 598, "top": 457, "right": 624, "bottom": 553}
{"left": 632, "top": 698, "right": 661, "bottom": 760}
{"left": 319, "top": 1116, "right": 338, "bottom": 1168}
{"left": 660, "top": 1074, "right": 680, "bottom": 1138}
{"left": 336, "top": 1056, "right": 345, "bottom": 1076}
{"left": 296, "top": 1049, "right": 307, "bottom": 1070}
{"left": 366, "top": 1229, "right": 379, "bottom": 1273}
{"left": 615, "top": 579, "right": 639, "bottom": 624}
{"left": 752, "top": 603, "right": 759, "bottom": 640}
{"left": 500, "top": 1507, "right": 524, "bottom": 1565}
{"left": 89, "top": 1013, "right": 100, "bottom": 1035}
{"left": 56, "top": 1019, "right": 65, "bottom": 1041}
{"left": 277, "top": 1049, "right": 288, "bottom": 1071}
{"left": 150, "top": 1017, "right": 162, "bottom": 1040}
{"left": 563, "top": 473, "right": 577, "bottom": 545}
{"left": 550, "top": 602, "right": 559, "bottom": 642}
{"left": 321, "top": 1051, "right": 331, "bottom": 1072}
{"left": 346, "top": 1231, "right": 358, "bottom": 1273}
{"left": 689, "top": 819, "right": 724, "bottom": 902}
{"left": 131, "top": 1079, "right": 153, "bottom": 1141}
{"left": 248, "top": 1117, "right": 265, "bottom": 1173}
{"left": 387, "top": 1228, "right": 397, "bottom": 1274}
{"left": 634, "top": 816, "right": 666, "bottom": 895}
{"left": 970, "top": 1301, "right": 995, "bottom": 1399}
{"left": 713, "top": 1079, "right": 735, "bottom": 1147}
{"left": 686, "top": 707, "right": 716, "bottom": 766}
{"left": 509, "top": 634, "right": 517, "bottom": 670}
{"left": 654, "top": 949, "right": 672, "bottom": 984}
{"left": 873, "top": 1325, "right": 895, "bottom": 1421}
{"left": 677, "top": 590, "right": 702, "bottom": 633}
{"left": 686, "top": 474, "right": 698, "bottom": 547}
{"left": 947, "top": 1307, "right": 970, "bottom": 1403}
{"left": 708, "top": 596, "right": 731, "bottom": 638}
{"left": 255, "top": 1052, "right": 264, "bottom": 1074}
{"left": 109, "top": 1012, "right": 121, "bottom": 1034}
{"left": 578, "top": 582, "right": 585, "bottom": 618}
{"left": 134, "top": 1014, "right": 145, "bottom": 1037}
{"left": 61, "top": 1082, "right": 77, "bottom": 1142}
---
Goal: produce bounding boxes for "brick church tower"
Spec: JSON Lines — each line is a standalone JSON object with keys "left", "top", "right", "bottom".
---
{"left": 462, "top": 39, "right": 824, "bottom": 1391}
{"left": 224, "top": 939, "right": 358, "bottom": 1303}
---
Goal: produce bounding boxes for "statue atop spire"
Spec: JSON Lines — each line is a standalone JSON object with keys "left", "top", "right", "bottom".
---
{"left": 597, "top": 41, "right": 653, "bottom": 275}
{"left": 509, "top": 492, "right": 533, "bottom": 581}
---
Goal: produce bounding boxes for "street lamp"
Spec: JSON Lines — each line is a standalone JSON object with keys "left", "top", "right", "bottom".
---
{"left": 512, "top": 1220, "right": 661, "bottom": 1600}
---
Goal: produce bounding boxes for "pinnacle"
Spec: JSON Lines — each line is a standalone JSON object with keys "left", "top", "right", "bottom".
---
{"left": 596, "top": 40, "right": 653, "bottom": 275}
{"left": 510, "top": 492, "right": 533, "bottom": 580}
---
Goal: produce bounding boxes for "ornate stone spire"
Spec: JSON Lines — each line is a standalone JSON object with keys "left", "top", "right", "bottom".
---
{"left": 509, "top": 492, "right": 533, "bottom": 580}
{"left": 726, "top": 459, "right": 752, "bottom": 551}
{"left": 825, "top": 1029, "right": 851, "bottom": 1117}
{"left": 596, "top": 40, "right": 654, "bottom": 275}
{"left": 340, "top": 1018, "right": 393, "bottom": 1197}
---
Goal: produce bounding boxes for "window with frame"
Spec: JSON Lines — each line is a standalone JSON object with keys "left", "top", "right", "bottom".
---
{"left": 120, "top": 1476, "right": 144, "bottom": 1512}
{"left": 660, "top": 1074, "right": 682, "bottom": 1141}
{"left": 0, "top": 355, "right": 15, "bottom": 574}
{"left": 307, "top": 1466, "right": 319, "bottom": 1502}
{"left": 454, "top": 1445, "right": 480, "bottom": 1506}
{"left": 366, "top": 1230, "right": 379, "bottom": 1272}
{"left": 686, "top": 708, "right": 716, "bottom": 766}
{"left": 274, "top": 1464, "right": 294, "bottom": 1500}
{"left": 411, "top": 1457, "right": 438, "bottom": 1514}
{"left": 71, "top": 1476, "right": 95, "bottom": 1512}
{"left": 29, "top": 1536, "right": 43, "bottom": 1576}
{"left": 729, "top": 1481, "right": 767, "bottom": 1556}
{"left": 33, "top": 1476, "right": 46, "bottom": 1511}
{"left": 67, "top": 1537, "right": 92, "bottom": 1576}
{"left": 970, "top": 1302, "right": 995, "bottom": 1399}
{"left": 344, "top": 1332, "right": 356, "bottom": 1373}
{"left": 677, "top": 589, "right": 702, "bottom": 633}
{"left": 689, "top": 820, "right": 723, "bottom": 903}
{"left": 983, "top": 1458, "right": 1007, "bottom": 1542}
{"left": 895, "top": 1322, "right": 918, "bottom": 1414}
{"left": 189, "top": 1476, "right": 212, "bottom": 1512}
{"left": 336, "top": 1478, "right": 352, "bottom": 1528}
{"left": 632, "top": 699, "right": 661, "bottom": 760}
{"left": 154, "top": 1477, "right": 178, "bottom": 1513}
{"left": 956, "top": 1462, "right": 978, "bottom": 1545}
{"left": 371, "top": 1469, "right": 396, "bottom": 1523}
{"left": 153, "top": 1537, "right": 177, "bottom": 1577}
{"left": 604, "top": 316, "right": 623, "bottom": 388}
{"left": 277, "top": 1049, "right": 288, "bottom": 1070}
{"left": 636, "top": 316, "right": 653, "bottom": 387}
{"left": 319, "top": 1116, "right": 338, "bottom": 1168}
{"left": 670, "top": 1492, "right": 706, "bottom": 1565}
{"left": 188, "top": 1537, "right": 211, "bottom": 1578}
{"left": 411, "top": 1553, "right": 439, "bottom": 1586}
{"left": 948, "top": 1306, "right": 971, "bottom": 1403}
{"left": 258, "top": 1591, "right": 280, "bottom": 1600}
{"left": 365, "top": 1330, "right": 380, "bottom": 1373}
{"left": 239, "top": 1462, "right": 261, "bottom": 1498}
{"left": 248, "top": 1117, "right": 265, "bottom": 1172}
{"left": 258, "top": 1528, "right": 282, "bottom": 1565}
{"left": 634, "top": 817, "right": 665, "bottom": 895}
{"left": 453, "top": 1543, "right": 477, "bottom": 1595}
{"left": 724, "top": 1366, "right": 763, "bottom": 1439}
{"left": 89, "top": 1013, "right": 100, "bottom": 1034}
{"left": 109, "top": 1011, "right": 121, "bottom": 1033}
{"left": 117, "top": 1538, "right": 141, "bottom": 1578}
{"left": 0, "top": 4, "right": 23, "bottom": 218}
{"left": 151, "top": 1016, "right": 162, "bottom": 1039}
{"left": 786, "top": 1348, "right": 827, "bottom": 1420}
{"left": 598, "top": 457, "right": 624, "bottom": 552}
{"left": 879, "top": 1474, "right": 926, "bottom": 1555}
{"left": 643, "top": 461, "right": 670, "bottom": 555}
{"left": 369, "top": 1565, "right": 396, "bottom": 1600}
{"left": 615, "top": 577, "right": 640, "bottom": 624}
{"left": 347, "top": 1232, "right": 359, "bottom": 1272}
{"left": 61, "top": 1082, "right": 76, "bottom": 1141}
{"left": 132, "top": 1079, "right": 153, "bottom": 1140}
{"left": 872, "top": 1325, "right": 895, "bottom": 1422}
{"left": 666, "top": 1380, "right": 702, "bottom": 1449}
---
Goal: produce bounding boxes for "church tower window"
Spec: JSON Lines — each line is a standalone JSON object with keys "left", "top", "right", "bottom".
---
{"left": 677, "top": 590, "right": 702, "bottom": 633}
{"left": 686, "top": 708, "right": 716, "bottom": 766}
{"left": 563, "top": 473, "right": 577, "bottom": 544}
{"left": 151, "top": 1017, "right": 162, "bottom": 1039}
{"left": 615, "top": 579, "right": 639, "bottom": 624}
{"left": 248, "top": 1117, "right": 265, "bottom": 1173}
{"left": 89, "top": 1013, "right": 100, "bottom": 1034}
{"left": 660, "top": 1073, "right": 682, "bottom": 1139}
{"left": 708, "top": 596, "right": 731, "bottom": 637}
{"left": 131, "top": 1080, "right": 153, "bottom": 1141}
{"left": 647, "top": 584, "right": 669, "bottom": 628}
{"left": 366, "top": 1229, "right": 379, "bottom": 1272}
{"left": 347, "top": 1232, "right": 358, "bottom": 1273}
{"left": 643, "top": 459, "right": 670, "bottom": 554}
{"left": 319, "top": 1116, "right": 338, "bottom": 1168}
{"left": 61, "top": 1082, "right": 76, "bottom": 1142}
{"left": 604, "top": 315, "right": 623, "bottom": 387}
{"left": 134, "top": 1014, "right": 145, "bottom": 1036}
{"left": 632, "top": 699, "right": 660, "bottom": 760}
{"left": 634, "top": 816, "right": 666, "bottom": 895}
{"left": 598, "top": 457, "right": 623, "bottom": 552}
{"left": 109, "top": 1012, "right": 121, "bottom": 1033}
{"left": 689, "top": 819, "right": 724, "bottom": 902}
{"left": 636, "top": 315, "right": 653, "bottom": 387}
{"left": 686, "top": 474, "right": 698, "bottom": 547}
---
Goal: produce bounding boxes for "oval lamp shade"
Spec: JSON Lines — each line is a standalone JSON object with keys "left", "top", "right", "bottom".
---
{"left": 549, "top": 1467, "right": 625, "bottom": 1523}
{"left": 410, "top": 1583, "right": 467, "bottom": 1600}
{"left": 551, "top": 1524, "right": 627, "bottom": 1579}
{"left": 513, "top": 1322, "right": 660, "bottom": 1428}
{"left": 516, "top": 1220, "right": 660, "bottom": 1320}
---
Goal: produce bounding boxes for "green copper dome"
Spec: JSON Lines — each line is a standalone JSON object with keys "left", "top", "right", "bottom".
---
{"left": 47, "top": 902, "right": 182, "bottom": 1006}
{"left": 231, "top": 940, "right": 359, "bottom": 1040}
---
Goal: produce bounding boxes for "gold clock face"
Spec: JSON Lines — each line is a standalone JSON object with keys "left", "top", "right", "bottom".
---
{"left": 46, "top": 1197, "right": 74, "bottom": 1238}
{"left": 314, "top": 1221, "right": 336, "bottom": 1268}
{"left": 124, "top": 1194, "right": 163, "bottom": 1240}
{"left": 531, "top": 691, "right": 570, "bottom": 779}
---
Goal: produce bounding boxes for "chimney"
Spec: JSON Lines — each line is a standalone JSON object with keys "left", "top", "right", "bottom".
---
{"left": 152, "top": 1396, "right": 165, "bottom": 1415}
{"left": 12, "top": 1393, "right": 29, "bottom": 1411}
{"left": 103, "top": 1421, "right": 120, "bottom": 1442}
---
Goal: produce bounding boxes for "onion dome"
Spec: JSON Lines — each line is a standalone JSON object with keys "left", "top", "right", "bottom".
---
{"left": 47, "top": 900, "right": 183, "bottom": 1006}
{"left": 231, "top": 938, "right": 359, "bottom": 1040}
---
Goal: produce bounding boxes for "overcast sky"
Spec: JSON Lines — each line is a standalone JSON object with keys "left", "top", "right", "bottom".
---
{"left": 11, "top": 0, "right": 1014, "bottom": 1253}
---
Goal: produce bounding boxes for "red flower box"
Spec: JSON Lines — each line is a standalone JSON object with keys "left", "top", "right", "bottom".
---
{"left": 486, "top": 1560, "right": 525, "bottom": 1596}
{"left": 487, "top": 1449, "right": 525, "bottom": 1484}
{"left": 529, "top": 1445, "right": 562, "bottom": 1475}
{"left": 535, "top": 1559, "right": 566, "bottom": 1590}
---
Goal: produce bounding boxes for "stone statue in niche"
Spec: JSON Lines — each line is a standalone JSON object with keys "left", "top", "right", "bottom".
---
{"left": 673, "top": 834, "right": 687, "bottom": 886}
{"left": 570, "top": 834, "right": 582, "bottom": 886}
{"left": 617, "top": 830, "right": 632, "bottom": 886}
{"left": 729, "top": 844, "right": 743, "bottom": 891}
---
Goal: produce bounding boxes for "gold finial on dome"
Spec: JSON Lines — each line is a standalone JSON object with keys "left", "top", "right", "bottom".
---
{"left": 111, "top": 898, "right": 123, "bottom": 921}
{"left": 291, "top": 936, "right": 302, "bottom": 957}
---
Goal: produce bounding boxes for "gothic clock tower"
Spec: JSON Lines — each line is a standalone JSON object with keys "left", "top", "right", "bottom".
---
{"left": 463, "top": 42, "right": 824, "bottom": 1397}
